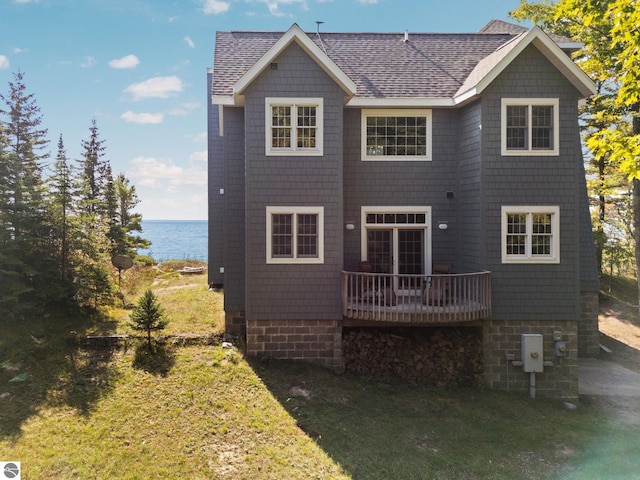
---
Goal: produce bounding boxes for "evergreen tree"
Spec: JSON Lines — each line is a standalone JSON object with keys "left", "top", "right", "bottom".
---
{"left": 113, "top": 173, "right": 150, "bottom": 257}
{"left": 74, "top": 119, "right": 114, "bottom": 308}
{"left": 0, "top": 71, "right": 56, "bottom": 312}
{"left": 129, "top": 289, "right": 169, "bottom": 350}
{"left": 49, "top": 135, "right": 79, "bottom": 291}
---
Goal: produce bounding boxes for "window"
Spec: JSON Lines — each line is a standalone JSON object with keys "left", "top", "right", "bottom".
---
{"left": 265, "top": 98, "right": 323, "bottom": 156}
{"left": 501, "top": 206, "right": 560, "bottom": 263}
{"left": 501, "top": 98, "right": 559, "bottom": 156}
{"left": 361, "top": 109, "right": 432, "bottom": 161}
{"left": 266, "top": 206, "right": 324, "bottom": 264}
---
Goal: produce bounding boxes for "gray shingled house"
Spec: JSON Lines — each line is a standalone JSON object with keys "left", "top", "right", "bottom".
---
{"left": 208, "top": 20, "right": 599, "bottom": 399}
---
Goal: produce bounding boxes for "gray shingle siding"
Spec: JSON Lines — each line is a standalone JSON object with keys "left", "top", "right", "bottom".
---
{"left": 456, "top": 100, "right": 484, "bottom": 272}
{"left": 480, "top": 45, "right": 584, "bottom": 320}
{"left": 243, "top": 42, "right": 345, "bottom": 321}
{"left": 222, "top": 107, "right": 246, "bottom": 311}
{"left": 343, "top": 109, "right": 460, "bottom": 270}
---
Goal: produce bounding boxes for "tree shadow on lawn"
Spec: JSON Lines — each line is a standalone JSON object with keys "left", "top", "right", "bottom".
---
{"left": 0, "top": 305, "right": 121, "bottom": 437}
{"left": 248, "top": 357, "right": 575, "bottom": 480}
{"left": 132, "top": 342, "right": 176, "bottom": 376}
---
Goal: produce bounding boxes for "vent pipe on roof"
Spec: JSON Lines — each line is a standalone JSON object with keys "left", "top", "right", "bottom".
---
{"left": 315, "top": 20, "right": 327, "bottom": 54}
{"left": 404, "top": 29, "right": 409, "bottom": 43}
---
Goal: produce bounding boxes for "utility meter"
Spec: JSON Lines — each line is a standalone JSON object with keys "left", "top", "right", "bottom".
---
{"left": 521, "top": 334, "right": 544, "bottom": 372}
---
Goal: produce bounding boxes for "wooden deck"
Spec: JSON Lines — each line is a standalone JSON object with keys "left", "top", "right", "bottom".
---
{"left": 342, "top": 270, "right": 491, "bottom": 324}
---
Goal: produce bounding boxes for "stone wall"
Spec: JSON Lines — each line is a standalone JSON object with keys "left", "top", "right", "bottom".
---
{"left": 245, "top": 318, "right": 342, "bottom": 368}
{"left": 483, "top": 319, "right": 579, "bottom": 400}
{"left": 225, "top": 310, "right": 246, "bottom": 338}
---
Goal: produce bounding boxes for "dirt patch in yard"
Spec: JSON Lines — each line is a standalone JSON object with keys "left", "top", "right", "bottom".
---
{"left": 598, "top": 293, "right": 640, "bottom": 373}
{"left": 579, "top": 293, "right": 640, "bottom": 427}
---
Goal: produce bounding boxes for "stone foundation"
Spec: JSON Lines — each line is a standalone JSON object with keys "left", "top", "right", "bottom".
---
{"left": 246, "top": 318, "right": 342, "bottom": 368}
{"left": 225, "top": 310, "right": 246, "bottom": 338}
{"left": 483, "top": 319, "right": 579, "bottom": 400}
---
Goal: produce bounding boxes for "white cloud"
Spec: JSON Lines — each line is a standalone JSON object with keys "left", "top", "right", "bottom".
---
{"left": 190, "top": 150, "right": 207, "bottom": 162}
{"left": 81, "top": 56, "right": 96, "bottom": 68}
{"left": 0, "top": 56, "right": 9, "bottom": 69}
{"left": 130, "top": 157, "right": 207, "bottom": 219}
{"left": 121, "top": 111, "right": 164, "bottom": 124}
{"left": 184, "top": 36, "right": 195, "bottom": 48}
{"left": 167, "top": 102, "right": 199, "bottom": 116}
{"left": 13, "top": 47, "right": 26, "bottom": 54}
{"left": 255, "top": 0, "right": 308, "bottom": 16}
{"left": 202, "top": 0, "right": 230, "bottom": 14}
{"left": 125, "top": 76, "right": 183, "bottom": 100}
{"left": 128, "top": 156, "right": 207, "bottom": 188}
{"left": 357, "top": 0, "right": 378, "bottom": 3}
{"left": 192, "top": 131, "right": 207, "bottom": 142}
{"left": 109, "top": 54, "right": 140, "bottom": 69}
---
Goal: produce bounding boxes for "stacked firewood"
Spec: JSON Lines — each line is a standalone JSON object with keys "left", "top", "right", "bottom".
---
{"left": 343, "top": 327, "right": 483, "bottom": 387}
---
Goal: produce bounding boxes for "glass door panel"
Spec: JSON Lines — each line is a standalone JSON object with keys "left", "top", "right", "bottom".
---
{"left": 366, "top": 229, "right": 392, "bottom": 273}
{"left": 398, "top": 229, "right": 423, "bottom": 291}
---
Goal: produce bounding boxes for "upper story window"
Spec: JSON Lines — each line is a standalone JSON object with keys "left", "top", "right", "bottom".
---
{"left": 501, "top": 206, "right": 560, "bottom": 264}
{"left": 361, "top": 109, "right": 432, "bottom": 161}
{"left": 266, "top": 206, "right": 324, "bottom": 264}
{"left": 265, "top": 98, "right": 323, "bottom": 156}
{"left": 501, "top": 98, "right": 559, "bottom": 156}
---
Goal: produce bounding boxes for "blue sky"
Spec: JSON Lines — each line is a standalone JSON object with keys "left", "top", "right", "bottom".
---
{"left": 0, "top": 0, "right": 526, "bottom": 220}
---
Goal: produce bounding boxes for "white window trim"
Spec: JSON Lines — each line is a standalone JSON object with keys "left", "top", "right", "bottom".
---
{"left": 501, "top": 98, "right": 559, "bottom": 156}
{"left": 266, "top": 206, "right": 324, "bottom": 264}
{"left": 361, "top": 109, "right": 432, "bottom": 161}
{"left": 501, "top": 206, "right": 560, "bottom": 264}
{"left": 265, "top": 97, "right": 323, "bottom": 156}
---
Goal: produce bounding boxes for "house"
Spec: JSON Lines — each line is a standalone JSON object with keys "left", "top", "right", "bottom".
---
{"left": 207, "top": 20, "right": 599, "bottom": 399}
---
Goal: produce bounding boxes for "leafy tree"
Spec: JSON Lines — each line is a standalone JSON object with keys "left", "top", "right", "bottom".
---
{"left": 511, "top": 0, "right": 640, "bottom": 300}
{"left": 129, "top": 289, "right": 169, "bottom": 350}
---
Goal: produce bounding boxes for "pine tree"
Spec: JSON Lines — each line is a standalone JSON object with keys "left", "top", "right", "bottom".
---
{"left": 113, "top": 173, "right": 150, "bottom": 257}
{"left": 129, "top": 289, "right": 169, "bottom": 350}
{"left": 49, "top": 135, "right": 79, "bottom": 291}
{"left": 0, "top": 71, "right": 56, "bottom": 312}
{"left": 74, "top": 119, "right": 114, "bottom": 308}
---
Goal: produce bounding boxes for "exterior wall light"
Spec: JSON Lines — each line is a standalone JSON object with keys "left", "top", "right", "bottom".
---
{"left": 345, "top": 223, "right": 355, "bottom": 231}
{"left": 438, "top": 222, "right": 448, "bottom": 230}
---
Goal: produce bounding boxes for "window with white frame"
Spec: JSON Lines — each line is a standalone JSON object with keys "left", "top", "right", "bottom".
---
{"left": 265, "top": 98, "right": 323, "bottom": 156}
{"left": 501, "top": 98, "right": 559, "bottom": 156}
{"left": 266, "top": 206, "right": 324, "bottom": 264}
{"left": 361, "top": 109, "right": 432, "bottom": 161}
{"left": 501, "top": 206, "right": 560, "bottom": 263}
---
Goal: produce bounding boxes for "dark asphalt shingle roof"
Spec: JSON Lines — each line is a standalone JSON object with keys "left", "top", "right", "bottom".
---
{"left": 212, "top": 29, "right": 516, "bottom": 99}
{"left": 212, "top": 21, "right": 582, "bottom": 100}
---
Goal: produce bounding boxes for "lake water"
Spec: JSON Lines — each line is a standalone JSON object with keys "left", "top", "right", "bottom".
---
{"left": 137, "top": 220, "right": 208, "bottom": 262}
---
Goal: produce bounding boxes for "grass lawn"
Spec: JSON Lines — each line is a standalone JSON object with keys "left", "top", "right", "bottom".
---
{"left": 1, "top": 266, "right": 640, "bottom": 479}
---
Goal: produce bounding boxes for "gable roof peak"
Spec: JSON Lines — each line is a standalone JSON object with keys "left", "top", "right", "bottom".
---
{"left": 232, "top": 22, "right": 356, "bottom": 103}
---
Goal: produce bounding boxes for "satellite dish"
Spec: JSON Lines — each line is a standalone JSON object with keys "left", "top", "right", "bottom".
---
{"left": 111, "top": 255, "right": 134, "bottom": 271}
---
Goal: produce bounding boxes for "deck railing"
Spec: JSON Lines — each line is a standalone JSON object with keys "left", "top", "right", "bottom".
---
{"left": 341, "top": 270, "right": 491, "bottom": 324}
